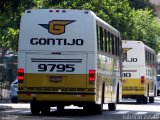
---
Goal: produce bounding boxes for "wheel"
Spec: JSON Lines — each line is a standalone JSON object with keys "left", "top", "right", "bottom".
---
{"left": 84, "top": 85, "right": 104, "bottom": 114}
{"left": 93, "top": 103, "right": 103, "bottom": 114}
{"left": 149, "top": 97, "right": 154, "bottom": 103}
{"left": 95, "top": 104, "right": 103, "bottom": 114}
{"left": 94, "top": 85, "right": 104, "bottom": 114}
{"left": 41, "top": 106, "right": 50, "bottom": 115}
{"left": 142, "top": 96, "right": 148, "bottom": 104}
{"left": 116, "top": 85, "right": 119, "bottom": 103}
{"left": 57, "top": 105, "right": 64, "bottom": 111}
{"left": 108, "top": 103, "right": 116, "bottom": 111}
{"left": 83, "top": 104, "right": 103, "bottom": 114}
{"left": 136, "top": 98, "right": 142, "bottom": 104}
{"left": 30, "top": 101, "right": 40, "bottom": 115}
{"left": 83, "top": 105, "right": 90, "bottom": 113}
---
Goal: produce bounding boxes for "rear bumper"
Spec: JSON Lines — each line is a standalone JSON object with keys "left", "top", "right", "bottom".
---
{"left": 122, "top": 87, "right": 146, "bottom": 99}
{"left": 18, "top": 92, "right": 96, "bottom": 104}
{"left": 122, "top": 95, "right": 145, "bottom": 99}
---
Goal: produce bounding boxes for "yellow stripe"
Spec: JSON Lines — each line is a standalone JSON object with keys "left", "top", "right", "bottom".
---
{"left": 18, "top": 94, "right": 95, "bottom": 102}
{"left": 122, "top": 78, "right": 151, "bottom": 95}
{"left": 20, "top": 73, "right": 88, "bottom": 88}
{"left": 18, "top": 73, "right": 96, "bottom": 101}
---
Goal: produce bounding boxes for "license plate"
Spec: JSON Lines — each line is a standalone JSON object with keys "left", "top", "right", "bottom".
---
{"left": 50, "top": 76, "right": 62, "bottom": 83}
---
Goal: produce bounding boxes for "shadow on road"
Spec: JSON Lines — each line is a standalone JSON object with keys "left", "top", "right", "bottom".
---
{"left": 27, "top": 109, "right": 110, "bottom": 117}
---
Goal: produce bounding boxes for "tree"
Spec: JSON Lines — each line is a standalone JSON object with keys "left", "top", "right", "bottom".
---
{"left": 0, "top": 0, "right": 133, "bottom": 54}
{"left": 52, "top": 0, "right": 133, "bottom": 39}
{"left": 129, "top": 9, "right": 160, "bottom": 53}
{"left": 0, "top": 0, "right": 60, "bottom": 56}
{"left": 126, "top": 0, "right": 160, "bottom": 53}
{"left": 0, "top": 0, "right": 36, "bottom": 56}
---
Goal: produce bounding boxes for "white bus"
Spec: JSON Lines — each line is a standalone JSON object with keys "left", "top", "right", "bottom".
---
{"left": 157, "top": 75, "right": 160, "bottom": 96}
{"left": 18, "top": 9, "right": 122, "bottom": 115}
{"left": 122, "top": 40, "right": 157, "bottom": 103}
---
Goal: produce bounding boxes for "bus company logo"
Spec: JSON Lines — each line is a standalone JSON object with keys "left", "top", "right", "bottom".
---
{"left": 39, "top": 20, "right": 75, "bottom": 35}
{"left": 122, "top": 48, "right": 132, "bottom": 59}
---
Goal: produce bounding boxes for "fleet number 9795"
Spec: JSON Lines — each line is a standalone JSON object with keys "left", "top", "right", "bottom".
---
{"left": 38, "top": 64, "right": 75, "bottom": 72}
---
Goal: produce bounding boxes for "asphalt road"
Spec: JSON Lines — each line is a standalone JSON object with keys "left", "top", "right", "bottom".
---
{"left": 1, "top": 97, "right": 160, "bottom": 120}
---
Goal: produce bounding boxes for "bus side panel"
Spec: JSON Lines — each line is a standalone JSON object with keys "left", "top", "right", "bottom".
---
{"left": 97, "top": 53, "right": 121, "bottom": 103}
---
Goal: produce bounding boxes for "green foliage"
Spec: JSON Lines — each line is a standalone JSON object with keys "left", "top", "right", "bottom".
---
{"left": 0, "top": 0, "right": 35, "bottom": 54}
{"left": 129, "top": 9, "right": 160, "bottom": 53}
{"left": 128, "top": 0, "right": 154, "bottom": 10}
{"left": 53, "top": 0, "right": 133, "bottom": 39}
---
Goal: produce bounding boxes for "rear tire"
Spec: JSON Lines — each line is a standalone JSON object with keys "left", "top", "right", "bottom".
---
{"left": 30, "top": 101, "right": 40, "bottom": 115}
{"left": 84, "top": 85, "right": 104, "bottom": 114}
{"left": 149, "top": 97, "right": 154, "bottom": 103}
{"left": 136, "top": 98, "right": 141, "bottom": 104}
{"left": 142, "top": 96, "right": 148, "bottom": 104}
{"left": 41, "top": 106, "right": 50, "bottom": 115}
{"left": 57, "top": 105, "right": 64, "bottom": 111}
{"left": 116, "top": 85, "right": 119, "bottom": 103}
{"left": 83, "top": 103, "right": 103, "bottom": 114}
{"left": 108, "top": 103, "right": 116, "bottom": 111}
{"left": 94, "top": 103, "right": 103, "bottom": 114}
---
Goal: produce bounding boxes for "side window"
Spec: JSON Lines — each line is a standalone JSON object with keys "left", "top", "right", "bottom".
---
{"left": 108, "top": 31, "right": 111, "bottom": 54}
{"left": 115, "top": 36, "right": 118, "bottom": 56}
{"left": 145, "top": 50, "right": 147, "bottom": 63}
{"left": 104, "top": 30, "right": 108, "bottom": 52}
{"left": 97, "top": 25, "right": 100, "bottom": 50}
{"left": 117, "top": 37, "right": 120, "bottom": 57}
{"left": 111, "top": 34, "right": 115, "bottom": 55}
{"left": 96, "top": 24, "right": 122, "bottom": 57}
{"left": 100, "top": 26, "right": 103, "bottom": 51}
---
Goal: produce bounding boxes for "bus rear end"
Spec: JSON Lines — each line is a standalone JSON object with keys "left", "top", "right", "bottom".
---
{"left": 122, "top": 41, "right": 146, "bottom": 102}
{"left": 157, "top": 75, "right": 160, "bottom": 96}
{"left": 122, "top": 40, "right": 157, "bottom": 103}
{"left": 18, "top": 9, "right": 97, "bottom": 114}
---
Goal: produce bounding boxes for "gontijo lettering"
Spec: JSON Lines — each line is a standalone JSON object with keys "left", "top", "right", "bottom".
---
{"left": 30, "top": 20, "right": 84, "bottom": 46}
{"left": 30, "top": 38, "right": 84, "bottom": 45}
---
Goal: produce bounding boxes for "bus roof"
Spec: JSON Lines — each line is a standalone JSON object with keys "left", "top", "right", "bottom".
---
{"left": 122, "top": 40, "right": 155, "bottom": 54}
{"left": 19, "top": 9, "right": 120, "bottom": 52}
{"left": 95, "top": 15, "right": 120, "bottom": 36}
{"left": 25, "top": 9, "right": 120, "bottom": 37}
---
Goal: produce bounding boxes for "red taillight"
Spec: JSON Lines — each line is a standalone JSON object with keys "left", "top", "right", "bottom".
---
{"left": 89, "top": 70, "right": 96, "bottom": 82}
{"left": 18, "top": 76, "right": 24, "bottom": 80}
{"left": 141, "top": 76, "right": 145, "bottom": 84}
{"left": 18, "top": 68, "right": 24, "bottom": 82}
{"left": 18, "top": 68, "right": 24, "bottom": 73}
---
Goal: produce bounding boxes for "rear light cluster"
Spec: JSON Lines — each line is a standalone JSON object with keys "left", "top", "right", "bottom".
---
{"left": 27, "top": 9, "right": 89, "bottom": 14}
{"left": 27, "top": 10, "right": 67, "bottom": 13}
{"left": 141, "top": 76, "right": 145, "bottom": 84}
{"left": 18, "top": 68, "right": 24, "bottom": 83}
{"left": 89, "top": 70, "right": 96, "bottom": 82}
